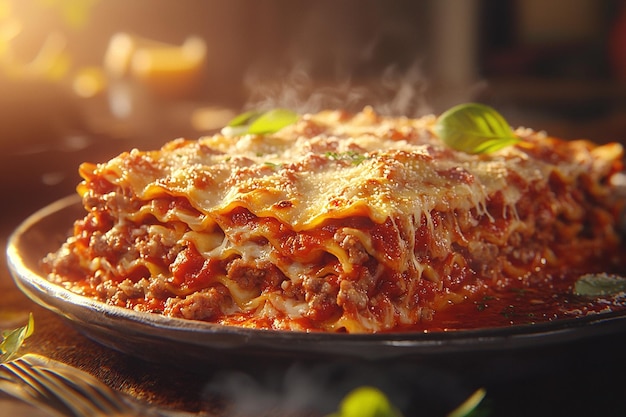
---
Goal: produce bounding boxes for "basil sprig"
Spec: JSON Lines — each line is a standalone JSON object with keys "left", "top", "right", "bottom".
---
{"left": 434, "top": 103, "right": 520, "bottom": 154}
{"left": 1, "top": 313, "right": 35, "bottom": 363}
{"left": 223, "top": 108, "right": 298, "bottom": 136}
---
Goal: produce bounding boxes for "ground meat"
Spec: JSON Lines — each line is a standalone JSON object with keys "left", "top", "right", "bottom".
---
{"left": 117, "top": 278, "right": 145, "bottom": 299}
{"left": 337, "top": 280, "right": 368, "bottom": 311}
{"left": 302, "top": 275, "right": 340, "bottom": 321}
{"left": 334, "top": 229, "right": 370, "bottom": 264}
{"left": 43, "top": 244, "right": 84, "bottom": 282}
{"left": 165, "top": 285, "right": 232, "bottom": 321}
{"left": 226, "top": 257, "right": 286, "bottom": 292}
{"left": 226, "top": 258, "right": 267, "bottom": 290}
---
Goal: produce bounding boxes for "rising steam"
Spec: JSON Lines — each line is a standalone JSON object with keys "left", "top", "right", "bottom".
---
{"left": 241, "top": 61, "right": 434, "bottom": 119}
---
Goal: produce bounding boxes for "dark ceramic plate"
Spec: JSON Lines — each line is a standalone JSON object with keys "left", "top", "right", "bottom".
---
{"left": 7, "top": 195, "right": 626, "bottom": 363}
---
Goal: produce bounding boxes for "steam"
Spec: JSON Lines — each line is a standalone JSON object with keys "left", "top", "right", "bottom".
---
{"left": 202, "top": 359, "right": 477, "bottom": 417}
{"left": 237, "top": 1, "right": 439, "bottom": 119}
{"left": 377, "top": 62, "right": 433, "bottom": 117}
{"left": 241, "top": 62, "right": 434, "bottom": 119}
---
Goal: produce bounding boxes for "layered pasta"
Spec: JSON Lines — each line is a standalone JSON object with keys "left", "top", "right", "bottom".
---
{"left": 43, "top": 107, "right": 626, "bottom": 332}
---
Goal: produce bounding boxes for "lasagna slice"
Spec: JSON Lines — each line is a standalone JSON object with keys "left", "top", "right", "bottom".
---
{"left": 43, "top": 107, "right": 626, "bottom": 333}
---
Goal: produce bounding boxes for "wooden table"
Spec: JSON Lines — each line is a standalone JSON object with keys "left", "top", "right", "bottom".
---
{"left": 2, "top": 127, "right": 626, "bottom": 417}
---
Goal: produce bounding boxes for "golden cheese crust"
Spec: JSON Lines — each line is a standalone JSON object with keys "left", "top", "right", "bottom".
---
{"left": 43, "top": 107, "right": 626, "bottom": 332}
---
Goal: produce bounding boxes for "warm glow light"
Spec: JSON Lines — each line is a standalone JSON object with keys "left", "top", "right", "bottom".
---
{"left": 0, "top": 1, "right": 77, "bottom": 81}
{"left": 191, "top": 107, "right": 236, "bottom": 132}
{"left": 103, "top": 32, "right": 207, "bottom": 119}
{"left": 129, "top": 36, "right": 207, "bottom": 99}
{"left": 26, "top": 31, "right": 70, "bottom": 80}
{"left": 72, "top": 65, "right": 105, "bottom": 98}
{"left": 103, "top": 32, "right": 136, "bottom": 79}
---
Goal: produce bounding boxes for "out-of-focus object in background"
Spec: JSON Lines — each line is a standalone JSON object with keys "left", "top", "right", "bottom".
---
{"left": 104, "top": 32, "right": 207, "bottom": 120}
{"left": 0, "top": 23, "right": 81, "bottom": 153}
{"left": 0, "top": 0, "right": 92, "bottom": 198}
{"left": 610, "top": 2, "right": 626, "bottom": 82}
{"left": 0, "top": 0, "right": 215, "bottom": 199}
{"left": 72, "top": 65, "right": 105, "bottom": 98}
{"left": 130, "top": 35, "right": 207, "bottom": 100}
{"left": 190, "top": 106, "right": 236, "bottom": 132}
{"left": 1, "top": 31, "right": 70, "bottom": 81}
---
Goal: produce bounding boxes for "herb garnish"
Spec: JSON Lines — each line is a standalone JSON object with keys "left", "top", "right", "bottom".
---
{"left": 574, "top": 273, "right": 626, "bottom": 297}
{"left": 433, "top": 103, "right": 520, "bottom": 154}
{"left": 223, "top": 108, "right": 298, "bottom": 136}
{"left": 326, "top": 386, "right": 403, "bottom": 417}
{"left": 447, "top": 388, "right": 488, "bottom": 417}
{"left": 327, "top": 386, "right": 488, "bottom": 417}
{"left": 500, "top": 305, "right": 517, "bottom": 319}
{"left": 475, "top": 301, "right": 487, "bottom": 312}
{"left": 475, "top": 295, "right": 494, "bottom": 312}
{"left": 263, "top": 161, "right": 284, "bottom": 170}
{"left": 227, "top": 110, "right": 264, "bottom": 129}
{"left": 1, "top": 313, "right": 35, "bottom": 363}
{"left": 325, "top": 151, "right": 368, "bottom": 165}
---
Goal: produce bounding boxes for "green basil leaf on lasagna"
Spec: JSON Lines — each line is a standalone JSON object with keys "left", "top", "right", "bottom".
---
{"left": 434, "top": 103, "right": 520, "bottom": 154}
{"left": 224, "top": 108, "right": 298, "bottom": 136}
{"left": 227, "top": 110, "right": 264, "bottom": 128}
{"left": 247, "top": 108, "right": 299, "bottom": 135}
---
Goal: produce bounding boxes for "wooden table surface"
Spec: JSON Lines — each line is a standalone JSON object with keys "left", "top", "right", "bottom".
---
{"left": 2, "top": 121, "right": 626, "bottom": 417}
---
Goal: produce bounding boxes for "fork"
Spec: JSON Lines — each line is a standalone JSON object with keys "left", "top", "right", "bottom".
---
{"left": 0, "top": 354, "right": 184, "bottom": 417}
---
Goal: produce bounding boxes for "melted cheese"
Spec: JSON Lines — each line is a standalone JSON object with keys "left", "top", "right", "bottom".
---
{"left": 82, "top": 108, "right": 593, "bottom": 235}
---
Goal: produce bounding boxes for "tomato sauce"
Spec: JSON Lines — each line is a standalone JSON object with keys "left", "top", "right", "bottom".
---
{"left": 395, "top": 271, "right": 626, "bottom": 332}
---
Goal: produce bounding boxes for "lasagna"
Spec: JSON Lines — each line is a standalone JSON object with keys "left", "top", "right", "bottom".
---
{"left": 43, "top": 107, "right": 626, "bottom": 333}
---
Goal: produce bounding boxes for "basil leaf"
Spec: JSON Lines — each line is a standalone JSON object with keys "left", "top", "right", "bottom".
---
{"left": 247, "top": 108, "right": 298, "bottom": 135}
{"left": 227, "top": 110, "right": 263, "bottom": 128}
{"left": 574, "top": 273, "right": 626, "bottom": 297}
{"left": 223, "top": 109, "right": 298, "bottom": 136}
{"left": 327, "top": 386, "right": 403, "bottom": 417}
{"left": 434, "top": 103, "right": 520, "bottom": 154}
{"left": 1, "top": 313, "right": 35, "bottom": 363}
{"left": 447, "top": 388, "right": 487, "bottom": 417}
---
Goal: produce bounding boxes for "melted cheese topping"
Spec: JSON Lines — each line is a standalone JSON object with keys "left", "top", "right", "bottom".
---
{"left": 82, "top": 108, "right": 590, "bottom": 232}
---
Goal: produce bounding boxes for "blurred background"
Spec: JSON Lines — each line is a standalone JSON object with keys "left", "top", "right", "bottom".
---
{"left": 2, "top": 0, "right": 626, "bottom": 206}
